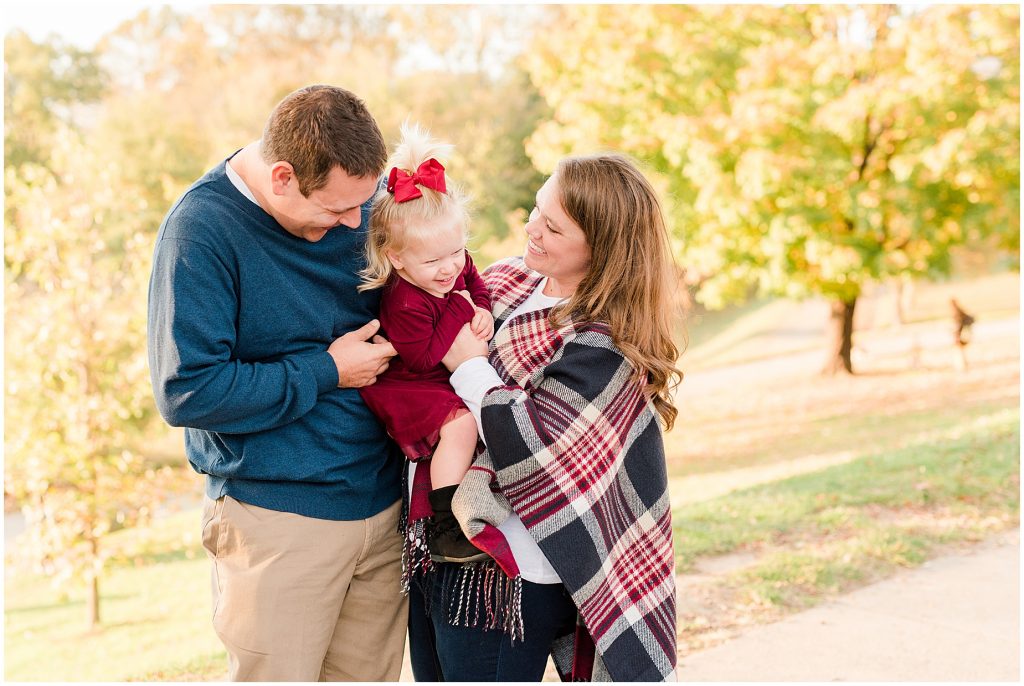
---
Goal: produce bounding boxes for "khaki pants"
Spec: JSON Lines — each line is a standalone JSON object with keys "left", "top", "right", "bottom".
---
{"left": 201, "top": 495, "right": 408, "bottom": 681}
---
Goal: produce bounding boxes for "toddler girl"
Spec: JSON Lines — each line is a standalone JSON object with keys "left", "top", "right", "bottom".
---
{"left": 358, "top": 123, "right": 493, "bottom": 563}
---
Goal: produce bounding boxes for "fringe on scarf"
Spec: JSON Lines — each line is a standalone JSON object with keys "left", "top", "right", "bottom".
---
{"left": 399, "top": 464, "right": 525, "bottom": 642}
{"left": 399, "top": 462, "right": 432, "bottom": 594}
{"left": 401, "top": 516, "right": 432, "bottom": 594}
{"left": 436, "top": 560, "right": 525, "bottom": 643}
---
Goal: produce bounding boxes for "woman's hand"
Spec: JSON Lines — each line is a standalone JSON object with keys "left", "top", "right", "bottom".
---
{"left": 442, "top": 322, "right": 489, "bottom": 372}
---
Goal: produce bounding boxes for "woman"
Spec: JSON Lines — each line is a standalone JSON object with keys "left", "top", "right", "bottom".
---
{"left": 407, "top": 153, "right": 681, "bottom": 681}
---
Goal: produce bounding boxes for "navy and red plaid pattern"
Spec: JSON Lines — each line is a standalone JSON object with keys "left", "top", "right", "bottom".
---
{"left": 483, "top": 256, "right": 543, "bottom": 323}
{"left": 454, "top": 257, "right": 677, "bottom": 682}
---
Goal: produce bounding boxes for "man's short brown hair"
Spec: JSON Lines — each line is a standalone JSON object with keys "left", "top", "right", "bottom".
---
{"left": 261, "top": 85, "right": 387, "bottom": 196}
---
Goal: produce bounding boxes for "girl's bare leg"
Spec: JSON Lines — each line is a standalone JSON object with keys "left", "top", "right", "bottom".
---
{"left": 429, "top": 412, "right": 479, "bottom": 488}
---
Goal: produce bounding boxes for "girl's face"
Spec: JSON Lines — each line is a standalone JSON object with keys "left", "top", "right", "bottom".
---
{"left": 387, "top": 214, "right": 468, "bottom": 298}
{"left": 524, "top": 175, "right": 591, "bottom": 294}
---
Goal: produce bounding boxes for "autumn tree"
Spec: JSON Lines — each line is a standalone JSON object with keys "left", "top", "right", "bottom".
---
{"left": 4, "top": 31, "right": 184, "bottom": 628}
{"left": 376, "top": 1, "right": 551, "bottom": 254}
{"left": 4, "top": 125, "right": 169, "bottom": 627}
{"left": 524, "top": 4, "right": 1019, "bottom": 373}
{"left": 4, "top": 7, "right": 553, "bottom": 630}
{"left": 91, "top": 4, "right": 548, "bottom": 247}
{"left": 4, "top": 30, "right": 106, "bottom": 170}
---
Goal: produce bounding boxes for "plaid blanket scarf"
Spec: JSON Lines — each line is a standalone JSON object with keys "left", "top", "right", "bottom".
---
{"left": 447, "top": 257, "right": 677, "bottom": 682}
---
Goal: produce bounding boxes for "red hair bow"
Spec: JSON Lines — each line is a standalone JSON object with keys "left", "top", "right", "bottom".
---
{"left": 387, "top": 158, "right": 447, "bottom": 203}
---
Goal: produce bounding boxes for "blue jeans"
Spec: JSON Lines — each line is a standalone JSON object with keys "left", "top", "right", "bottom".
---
{"left": 408, "top": 563, "right": 578, "bottom": 681}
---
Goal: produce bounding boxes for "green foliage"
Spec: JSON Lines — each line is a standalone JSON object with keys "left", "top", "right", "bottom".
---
{"left": 3, "top": 6, "right": 551, "bottom": 625}
{"left": 378, "top": 64, "right": 550, "bottom": 246}
{"left": 88, "top": 4, "right": 548, "bottom": 243}
{"left": 524, "top": 5, "right": 1020, "bottom": 309}
{"left": 4, "top": 510, "right": 221, "bottom": 681}
{"left": 4, "top": 30, "right": 106, "bottom": 169}
{"left": 4, "top": 125, "right": 170, "bottom": 624}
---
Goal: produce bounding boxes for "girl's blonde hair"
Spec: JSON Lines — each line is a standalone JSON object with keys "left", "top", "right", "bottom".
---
{"left": 550, "top": 153, "right": 683, "bottom": 430}
{"left": 358, "top": 122, "right": 470, "bottom": 291}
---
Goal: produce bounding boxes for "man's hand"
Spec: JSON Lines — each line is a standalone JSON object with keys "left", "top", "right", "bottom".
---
{"left": 470, "top": 307, "right": 494, "bottom": 341}
{"left": 328, "top": 320, "right": 397, "bottom": 388}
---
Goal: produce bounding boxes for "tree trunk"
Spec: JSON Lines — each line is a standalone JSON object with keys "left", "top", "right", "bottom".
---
{"left": 87, "top": 536, "right": 100, "bottom": 628}
{"left": 823, "top": 297, "right": 857, "bottom": 375}
{"left": 894, "top": 276, "right": 913, "bottom": 327}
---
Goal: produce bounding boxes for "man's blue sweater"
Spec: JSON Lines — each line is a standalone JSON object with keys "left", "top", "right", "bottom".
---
{"left": 147, "top": 160, "right": 402, "bottom": 520}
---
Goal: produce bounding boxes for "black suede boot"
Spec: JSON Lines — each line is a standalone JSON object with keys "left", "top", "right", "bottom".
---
{"left": 428, "top": 485, "right": 490, "bottom": 563}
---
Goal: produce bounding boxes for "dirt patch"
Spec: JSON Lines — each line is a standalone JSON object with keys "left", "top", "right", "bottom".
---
{"left": 693, "top": 550, "right": 760, "bottom": 575}
{"left": 667, "top": 318, "right": 1019, "bottom": 477}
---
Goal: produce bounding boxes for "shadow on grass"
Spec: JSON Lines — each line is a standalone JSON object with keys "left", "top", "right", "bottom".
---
{"left": 851, "top": 347, "right": 1021, "bottom": 376}
{"left": 100, "top": 616, "right": 168, "bottom": 631}
{"left": 682, "top": 299, "right": 774, "bottom": 352}
{"left": 668, "top": 392, "right": 1017, "bottom": 478}
{"left": 6, "top": 593, "right": 132, "bottom": 615}
{"left": 850, "top": 366, "right": 948, "bottom": 376}
{"left": 5, "top": 599, "right": 85, "bottom": 615}
{"left": 108, "top": 546, "right": 203, "bottom": 568}
{"left": 804, "top": 398, "right": 1017, "bottom": 443}
{"left": 129, "top": 651, "right": 228, "bottom": 682}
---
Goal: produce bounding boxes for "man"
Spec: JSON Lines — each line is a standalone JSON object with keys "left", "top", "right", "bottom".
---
{"left": 148, "top": 85, "right": 405, "bottom": 681}
{"left": 950, "top": 297, "right": 976, "bottom": 371}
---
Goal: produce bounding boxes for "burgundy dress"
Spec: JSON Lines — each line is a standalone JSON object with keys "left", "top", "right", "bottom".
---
{"left": 359, "top": 252, "right": 491, "bottom": 460}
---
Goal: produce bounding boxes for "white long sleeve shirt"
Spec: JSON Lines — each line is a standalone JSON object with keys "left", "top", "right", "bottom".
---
{"left": 413, "top": 278, "right": 564, "bottom": 584}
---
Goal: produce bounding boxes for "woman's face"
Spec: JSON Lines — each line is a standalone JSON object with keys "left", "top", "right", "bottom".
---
{"left": 523, "top": 175, "right": 591, "bottom": 293}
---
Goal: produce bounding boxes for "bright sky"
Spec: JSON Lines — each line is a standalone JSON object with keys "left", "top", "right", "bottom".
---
{"left": 1, "top": 0, "right": 526, "bottom": 48}
{"left": 2, "top": 2, "right": 206, "bottom": 47}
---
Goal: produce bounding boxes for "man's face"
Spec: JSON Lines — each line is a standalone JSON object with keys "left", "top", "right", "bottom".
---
{"left": 271, "top": 164, "right": 379, "bottom": 242}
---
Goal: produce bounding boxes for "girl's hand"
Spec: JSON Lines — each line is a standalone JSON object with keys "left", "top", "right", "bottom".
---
{"left": 442, "top": 323, "right": 489, "bottom": 372}
{"left": 453, "top": 289, "right": 474, "bottom": 306}
{"left": 470, "top": 307, "right": 494, "bottom": 341}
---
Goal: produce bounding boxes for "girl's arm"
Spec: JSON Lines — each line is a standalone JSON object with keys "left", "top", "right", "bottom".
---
{"left": 385, "top": 290, "right": 477, "bottom": 373}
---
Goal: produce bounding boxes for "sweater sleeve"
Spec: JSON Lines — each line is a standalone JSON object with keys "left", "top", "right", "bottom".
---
{"left": 449, "top": 356, "right": 508, "bottom": 440}
{"left": 385, "top": 287, "right": 477, "bottom": 373}
{"left": 147, "top": 237, "right": 339, "bottom": 434}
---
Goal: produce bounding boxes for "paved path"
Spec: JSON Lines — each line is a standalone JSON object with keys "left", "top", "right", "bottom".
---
{"left": 398, "top": 531, "right": 1020, "bottom": 682}
{"left": 678, "top": 529, "right": 1020, "bottom": 682}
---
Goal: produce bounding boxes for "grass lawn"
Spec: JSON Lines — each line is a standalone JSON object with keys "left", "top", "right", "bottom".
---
{"left": 674, "top": 407, "right": 1019, "bottom": 566}
{"left": 667, "top": 284, "right": 1018, "bottom": 653}
{"left": 673, "top": 405, "right": 1019, "bottom": 652}
{"left": 8, "top": 405, "right": 1015, "bottom": 680}
{"left": 4, "top": 272, "right": 1018, "bottom": 680}
{"left": 666, "top": 306, "right": 1019, "bottom": 477}
{"left": 4, "top": 509, "right": 225, "bottom": 681}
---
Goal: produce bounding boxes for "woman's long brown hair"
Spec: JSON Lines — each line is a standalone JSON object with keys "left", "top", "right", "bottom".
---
{"left": 549, "top": 153, "right": 683, "bottom": 430}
